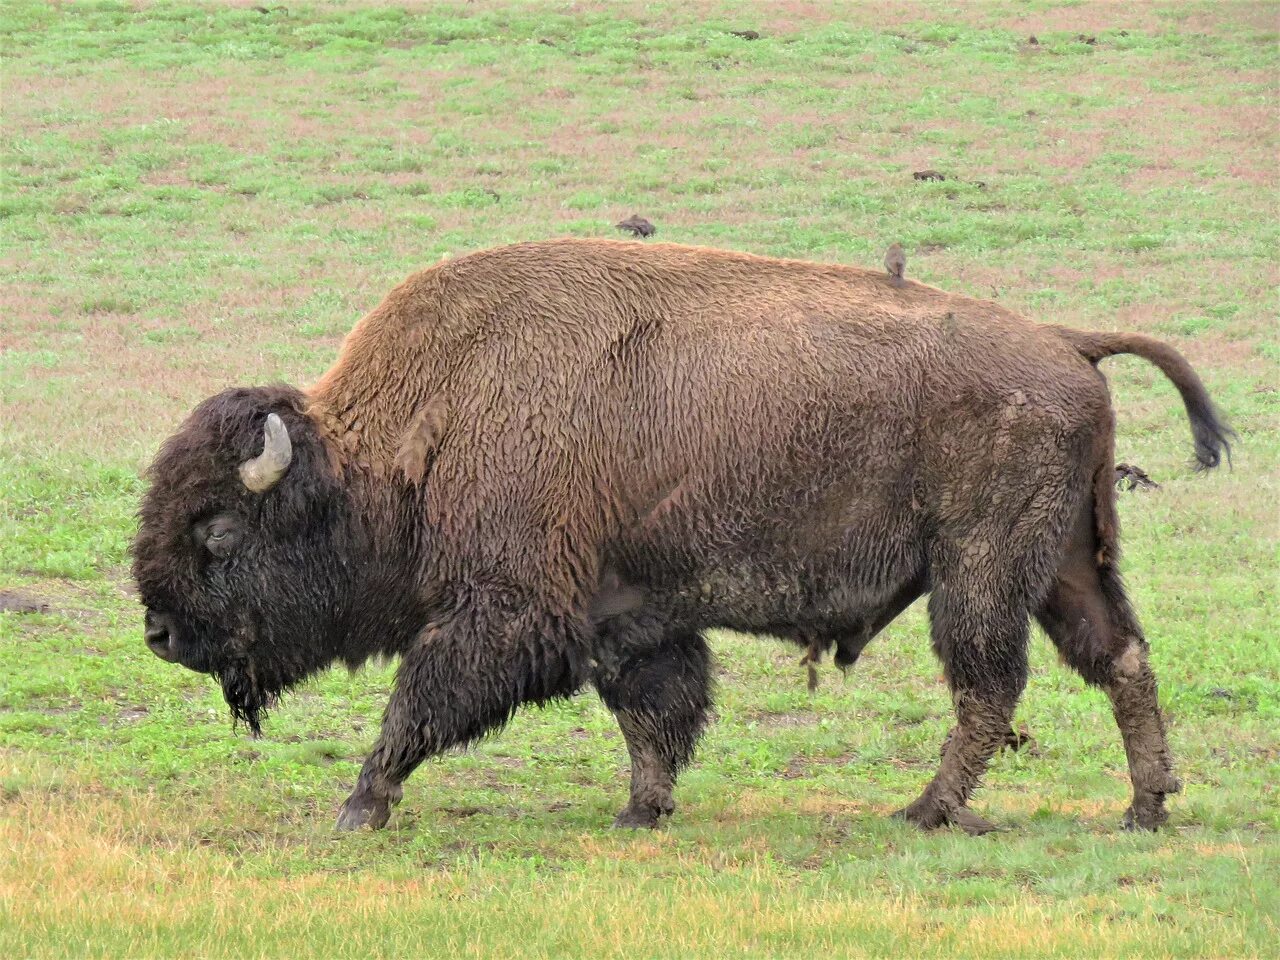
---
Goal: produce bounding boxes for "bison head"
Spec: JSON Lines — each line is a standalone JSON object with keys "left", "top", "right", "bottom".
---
{"left": 132, "top": 385, "right": 367, "bottom": 734}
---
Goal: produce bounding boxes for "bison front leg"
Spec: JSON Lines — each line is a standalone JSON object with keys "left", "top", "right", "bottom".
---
{"left": 594, "top": 632, "right": 712, "bottom": 829}
{"left": 897, "top": 580, "right": 1030, "bottom": 836}
{"left": 337, "top": 602, "right": 586, "bottom": 831}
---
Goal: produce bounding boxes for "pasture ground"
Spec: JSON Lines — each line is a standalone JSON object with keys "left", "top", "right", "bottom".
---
{"left": 1, "top": 2, "right": 1277, "bottom": 957}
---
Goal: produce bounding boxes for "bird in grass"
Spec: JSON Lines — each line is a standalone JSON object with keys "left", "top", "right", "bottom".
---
{"left": 1115, "top": 463, "right": 1160, "bottom": 491}
{"left": 884, "top": 243, "right": 906, "bottom": 286}
{"left": 615, "top": 215, "right": 656, "bottom": 238}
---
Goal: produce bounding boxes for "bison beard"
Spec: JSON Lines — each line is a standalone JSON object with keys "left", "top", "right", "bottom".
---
{"left": 132, "top": 239, "right": 1231, "bottom": 838}
{"left": 217, "top": 657, "right": 275, "bottom": 737}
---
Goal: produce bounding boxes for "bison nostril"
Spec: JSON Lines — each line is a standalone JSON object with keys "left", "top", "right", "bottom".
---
{"left": 144, "top": 614, "right": 178, "bottom": 662}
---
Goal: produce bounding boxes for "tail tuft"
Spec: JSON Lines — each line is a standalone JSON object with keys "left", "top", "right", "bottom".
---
{"left": 1051, "top": 327, "right": 1234, "bottom": 472}
{"left": 1186, "top": 393, "right": 1234, "bottom": 471}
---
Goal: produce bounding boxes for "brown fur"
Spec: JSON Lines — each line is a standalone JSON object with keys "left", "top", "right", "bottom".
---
{"left": 134, "top": 239, "right": 1230, "bottom": 834}
{"left": 310, "top": 240, "right": 1102, "bottom": 472}
{"left": 395, "top": 395, "right": 449, "bottom": 485}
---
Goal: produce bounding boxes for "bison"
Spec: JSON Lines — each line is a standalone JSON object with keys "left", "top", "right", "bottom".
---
{"left": 132, "top": 239, "right": 1230, "bottom": 834}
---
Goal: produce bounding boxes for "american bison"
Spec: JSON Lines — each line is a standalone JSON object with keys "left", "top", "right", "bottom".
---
{"left": 132, "top": 239, "right": 1230, "bottom": 834}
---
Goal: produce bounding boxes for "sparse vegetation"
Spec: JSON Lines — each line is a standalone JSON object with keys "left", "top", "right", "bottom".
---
{"left": 2, "top": 2, "right": 1277, "bottom": 958}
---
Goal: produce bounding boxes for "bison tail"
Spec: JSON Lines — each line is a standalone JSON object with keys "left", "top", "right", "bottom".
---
{"left": 1051, "top": 327, "right": 1234, "bottom": 470}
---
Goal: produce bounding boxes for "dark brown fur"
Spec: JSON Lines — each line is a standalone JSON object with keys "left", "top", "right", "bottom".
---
{"left": 132, "top": 239, "right": 1230, "bottom": 835}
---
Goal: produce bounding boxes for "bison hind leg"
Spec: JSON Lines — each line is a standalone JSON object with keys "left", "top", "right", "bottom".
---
{"left": 897, "top": 581, "right": 1029, "bottom": 836}
{"left": 1036, "top": 503, "right": 1180, "bottom": 831}
{"left": 900, "top": 521, "right": 1067, "bottom": 834}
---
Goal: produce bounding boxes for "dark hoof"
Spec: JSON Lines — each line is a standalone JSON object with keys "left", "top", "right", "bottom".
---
{"left": 1121, "top": 776, "right": 1178, "bottom": 831}
{"left": 894, "top": 799, "right": 1000, "bottom": 836}
{"left": 611, "top": 802, "right": 671, "bottom": 829}
{"left": 950, "top": 807, "right": 1001, "bottom": 836}
{"left": 336, "top": 784, "right": 402, "bottom": 831}
{"left": 1121, "top": 799, "right": 1171, "bottom": 832}
{"left": 893, "top": 798, "right": 948, "bottom": 831}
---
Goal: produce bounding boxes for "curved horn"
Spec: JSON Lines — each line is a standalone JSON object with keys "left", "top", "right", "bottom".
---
{"left": 239, "top": 413, "right": 293, "bottom": 493}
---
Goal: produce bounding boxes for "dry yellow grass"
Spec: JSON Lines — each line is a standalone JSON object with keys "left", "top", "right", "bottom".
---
{"left": 4, "top": 788, "right": 1266, "bottom": 960}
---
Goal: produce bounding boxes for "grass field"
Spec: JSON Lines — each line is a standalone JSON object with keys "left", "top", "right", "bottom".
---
{"left": 2, "top": 2, "right": 1278, "bottom": 957}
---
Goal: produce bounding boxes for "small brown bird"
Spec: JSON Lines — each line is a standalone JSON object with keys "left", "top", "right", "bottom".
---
{"left": 1115, "top": 463, "right": 1160, "bottom": 491}
{"left": 615, "top": 215, "right": 655, "bottom": 239}
{"left": 884, "top": 243, "right": 906, "bottom": 286}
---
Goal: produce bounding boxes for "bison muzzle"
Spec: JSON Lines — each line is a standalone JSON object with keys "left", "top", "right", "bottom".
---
{"left": 131, "top": 239, "right": 1231, "bottom": 835}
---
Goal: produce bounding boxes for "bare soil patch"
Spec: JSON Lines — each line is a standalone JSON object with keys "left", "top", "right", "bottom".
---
{"left": 0, "top": 590, "right": 50, "bottom": 615}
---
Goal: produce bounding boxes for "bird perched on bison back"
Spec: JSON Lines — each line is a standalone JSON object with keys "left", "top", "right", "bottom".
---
{"left": 132, "top": 238, "right": 1231, "bottom": 838}
{"left": 884, "top": 243, "right": 906, "bottom": 286}
{"left": 615, "top": 214, "right": 655, "bottom": 238}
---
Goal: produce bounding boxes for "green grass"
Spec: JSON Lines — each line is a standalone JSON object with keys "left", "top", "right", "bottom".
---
{"left": 2, "top": 2, "right": 1277, "bottom": 957}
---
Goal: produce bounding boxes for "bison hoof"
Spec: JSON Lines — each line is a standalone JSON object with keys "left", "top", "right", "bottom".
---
{"left": 336, "top": 784, "right": 402, "bottom": 831}
{"left": 336, "top": 795, "right": 391, "bottom": 831}
{"left": 949, "top": 808, "right": 1002, "bottom": 836}
{"left": 611, "top": 801, "right": 672, "bottom": 830}
{"left": 893, "top": 796, "right": 947, "bottom": 831}
{"left": 894, "top": 799, "right": 1000, "bottom": 836}
{"left": 1121, "top": 799, "right": 1171, "bottom": 833}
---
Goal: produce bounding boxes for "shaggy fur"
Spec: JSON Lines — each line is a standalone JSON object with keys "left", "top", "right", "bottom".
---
{"left": 132, "top": 239, "right": 1231, "bottom": 834}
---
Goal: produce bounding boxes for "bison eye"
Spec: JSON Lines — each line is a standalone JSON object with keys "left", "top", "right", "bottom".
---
{"left": 195, "top": 514, "right": 240, "bottom": 558}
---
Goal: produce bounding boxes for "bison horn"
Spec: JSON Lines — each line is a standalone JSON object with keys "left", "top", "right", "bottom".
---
{"left": 239, "top": 413, "right": 293, "bottom": 493}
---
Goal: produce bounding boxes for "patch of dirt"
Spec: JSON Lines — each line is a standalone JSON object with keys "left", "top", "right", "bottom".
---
{"left": 0, "top": 590, "right": 50, "bottom": 614}
{"left": 782, "top": 753, "right": 856, "bottom": 779}
{"left": 141, "top": 165, "right": 196, "bottom": 188}
{"left": 485, "top": 754, "right": 526, "bottom": 768}
{"left": 439, "top": 805, "right": 488, "bottom": 819}
{"left": 21, "top": 700, "right": 81, "bottom": 717}
{"left": 108, "top": 570, "right": 139, "bottom": 602}
{"left": 882, "top": 755, "right": 934, "bottom": 771}
{"left": 742, "top": 710, "right": 820, "bottom": 730}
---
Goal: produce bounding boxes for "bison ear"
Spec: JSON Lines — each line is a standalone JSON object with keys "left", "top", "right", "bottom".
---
{"left": 240, "top": 413, "right": 293, "bottom": 493}
{"left": 396, "top": 395, "right": 449, "bottom": 485}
